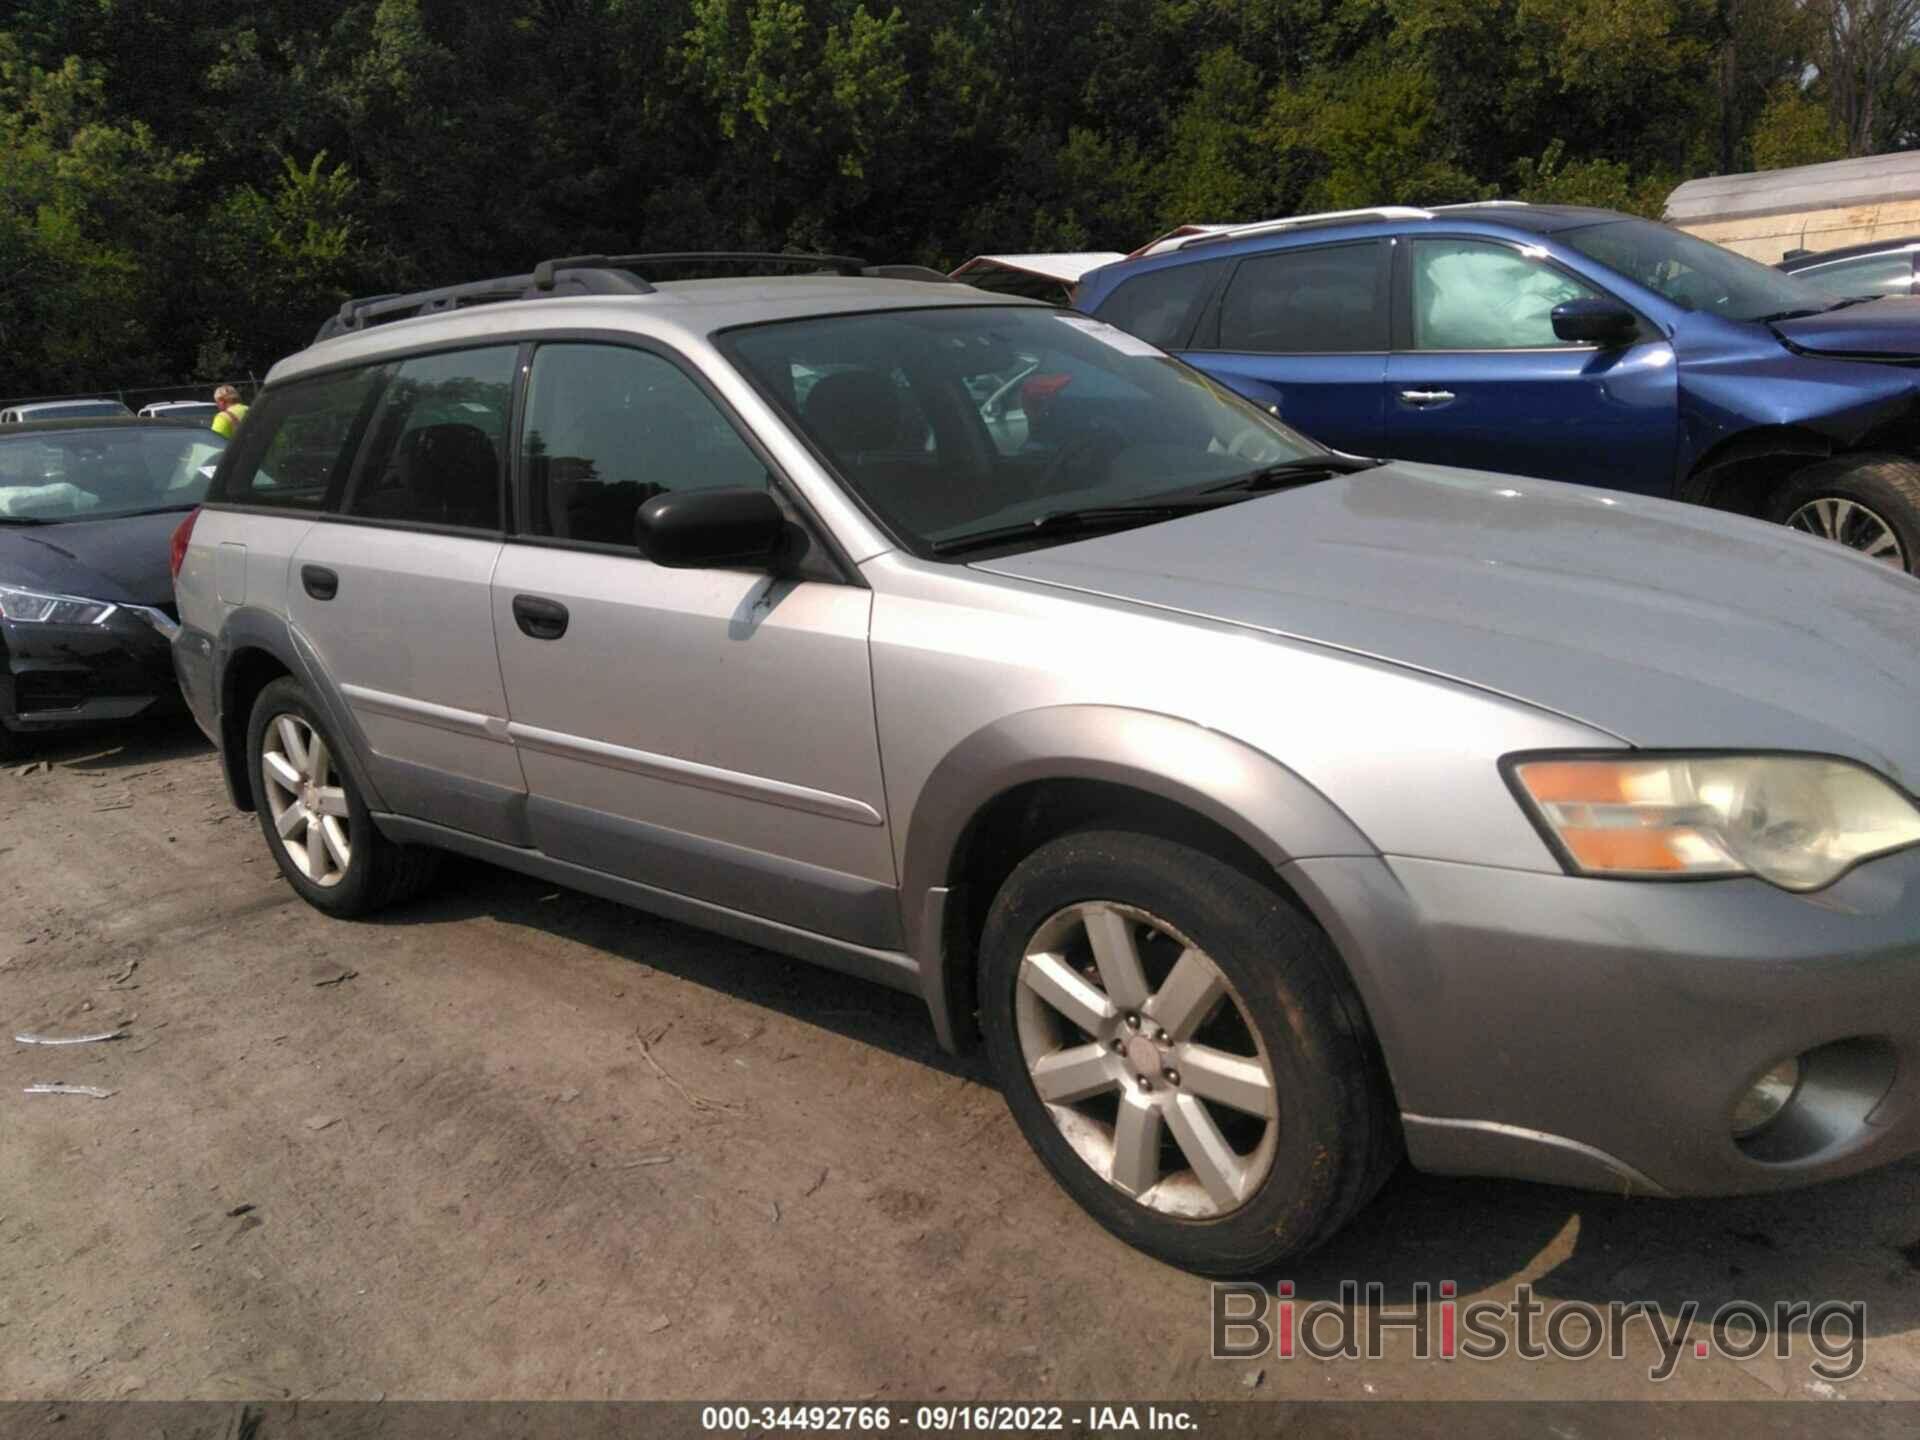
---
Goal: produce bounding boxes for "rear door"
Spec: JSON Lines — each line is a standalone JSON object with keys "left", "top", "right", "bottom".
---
{"left": 1178, "top": 240, "right": 1391, "bottom": 454}
{"left": 286, "top": 344, "right": 527, "bottom": 841}
{"left": 1384, "top": 237, "right": 1677, "bottom": 493}
{"left": 489, "top": 340, "right": 896, "bottom": 947}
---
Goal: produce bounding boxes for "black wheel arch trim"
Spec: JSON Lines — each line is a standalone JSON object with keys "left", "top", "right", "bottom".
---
{"left": 901, "top": 704, "right": 1377, "bottom": 1053}
{"left": 213, "top": 607, "right": 389, "bottom": 817}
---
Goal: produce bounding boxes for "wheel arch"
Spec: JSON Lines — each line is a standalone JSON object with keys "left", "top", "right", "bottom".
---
{"left": 899, "top": 705, "right": 1376, "bottom": 1053}
{"left": 1681, "top": 425, "right": 1832, "bottom": 517}
{"left": 214, "top": 608, "right": 386, "bottom": 815}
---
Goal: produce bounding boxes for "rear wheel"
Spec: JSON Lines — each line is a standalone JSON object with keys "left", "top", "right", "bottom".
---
{"left": 247, "top": 677, "right": 438, "bottom": 916}
{"left": 979, "top": 830, "right": 1400, "bottom": 1275}
{"left": 1771, "top": 454, "right": 1920, "bottom": 573}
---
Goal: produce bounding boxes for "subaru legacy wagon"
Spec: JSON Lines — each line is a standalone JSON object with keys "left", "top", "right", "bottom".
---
{"left": 1076, "top": 203, "right": 1920, "bottom": 573}
{"left": 171, "top": 254, "right": 1920, "bottom": 1275}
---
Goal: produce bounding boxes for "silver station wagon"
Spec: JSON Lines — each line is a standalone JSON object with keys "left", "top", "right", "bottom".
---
{"left": 170, "top": 253, "right": 1920, "bottom": 1275}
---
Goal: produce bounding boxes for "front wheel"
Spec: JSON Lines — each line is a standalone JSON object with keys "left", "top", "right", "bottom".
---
{"left": 247, "top": 677, "right": 438, "bottom": 916}
{"left": 1771, "top": 454, "right": 1920, "bottom": 573}
{"left": 979, "top": 830, "right": 1400, "bottom": 1275}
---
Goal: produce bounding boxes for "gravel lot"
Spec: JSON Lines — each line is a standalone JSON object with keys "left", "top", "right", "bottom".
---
{"left": 2, "top": 715, "right": 1917, "bottom": 1410}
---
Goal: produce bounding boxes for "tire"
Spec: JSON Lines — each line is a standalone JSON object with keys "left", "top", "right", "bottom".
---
{"left": 979, "top": 829, "right": 1400, "bottom": 1276}
{"left": 246, "top": 677, "right": 439, "bottom": 916}
{"left": 1770, "top": 454, "right": 1920, "bottom": 574}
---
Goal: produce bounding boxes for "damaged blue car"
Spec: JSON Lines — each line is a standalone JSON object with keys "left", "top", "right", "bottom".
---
{"left": 1076, "top": 204, "right": 1920, "bottom": 573}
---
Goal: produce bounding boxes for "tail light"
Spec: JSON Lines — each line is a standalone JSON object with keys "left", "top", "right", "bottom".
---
{"left": 169, "top": 507, "right": 200, "bottom": 582}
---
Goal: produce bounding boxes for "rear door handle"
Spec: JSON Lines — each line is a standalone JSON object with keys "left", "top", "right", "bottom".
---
{"left": 512, "top": 594, "right": 569, "bottom": 641}
{"left": 300, "top": 564, "right": 338, "bottom": 601}
{"left": 1399, "top": 389, "right": 1456, "bottom": 406}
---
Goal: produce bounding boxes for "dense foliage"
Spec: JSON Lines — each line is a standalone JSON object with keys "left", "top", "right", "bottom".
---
{"left": 3, "top": 0, "right": 1915, "bottom": 395}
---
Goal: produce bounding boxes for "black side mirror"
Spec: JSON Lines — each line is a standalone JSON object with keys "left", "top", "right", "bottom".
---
{"left": 1551, "top": 297, "right": 1639, "bottom": 346}
{"left": 636, "top": 486, "right": 787, "bottom": 570}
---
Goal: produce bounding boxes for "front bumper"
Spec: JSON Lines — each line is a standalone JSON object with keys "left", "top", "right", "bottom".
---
{"left": 1290, "top": 847, "right": 1920, "bottom": 1198}
{"left": 0, "top": 610, "right": 182, "bottom": 735}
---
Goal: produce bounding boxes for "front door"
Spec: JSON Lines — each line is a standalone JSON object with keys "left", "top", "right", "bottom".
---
{"left": 490, "top": 341, "right": 897, "bottom": 948}
{"left": 1384, "top": 237, "right": 1678, "bottom": 494}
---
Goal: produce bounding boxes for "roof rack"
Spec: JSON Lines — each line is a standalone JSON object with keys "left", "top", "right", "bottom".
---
{"left": 1129, "top": 200, "right": 1537, "bottom": 259}
{"left": 1428, "top": 199, "right": 1533, "bottom": 211}
{"left": 1167, "top": 206, "right": 1436, "bottom": 254}
{"left": 314, "top": 250, "right": 910, "bottom": 344}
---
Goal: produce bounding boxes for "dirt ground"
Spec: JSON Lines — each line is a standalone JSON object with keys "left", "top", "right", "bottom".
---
{"left": 2, "top": 715, "right": 1918, "bottom": 1410}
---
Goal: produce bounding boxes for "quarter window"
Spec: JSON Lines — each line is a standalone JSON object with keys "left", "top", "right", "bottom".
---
{"left": 521, "top": 344, "right": 767, "bottom": 547}
{"left": 221, "top": 366, "right": 383, "bottom": 510}
{"left": 1409, "top": 239, "right": 1605, "bottom": 350}
{"left": 1217, "top": 243, "right": 1387, "bottom": 353}
{"left": 345, "top": 346, "right": 516, "bottom": 529}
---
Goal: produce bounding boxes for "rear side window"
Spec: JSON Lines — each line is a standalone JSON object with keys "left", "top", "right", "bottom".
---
{"left": 1216, "top": 242, "right": 1387, "bottom": 353}
{"left": 345, "top": 346, "right": 517, "bottom": 530}
{"left": 1093, "top": 260, "right": 1224, "bottom": 348}
{"left": 521, "top": 343, "right": 767, "bottom": 547}
{"left": 218, "top": 366, "right": 383, "bottom": 510}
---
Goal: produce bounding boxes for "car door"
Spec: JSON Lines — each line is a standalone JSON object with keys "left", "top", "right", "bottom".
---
{"left": 490, "top": 340, "right": 898, "bottom": 949}
{"left": 1384, "top": 237, "right": 1678, "bottom": 493}
{"left": 1178, "top": 241, "right": 1390, "bottom": 455}
{"left": 285, "top": 343, "right": 529, "bottom": 842}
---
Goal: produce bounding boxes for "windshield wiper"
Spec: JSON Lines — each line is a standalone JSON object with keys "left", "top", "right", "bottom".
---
{"left": 1755, "top": 307, "right": 1828, "bottom": 323}
{"left": 929, "top": 497, "right": 1235, "bottom": 556}
{"left": 1201, "top": 454, "right": 1382, "bottom": 495}
{"left": 0, "top": 514, "right": 50, "bottom": 525}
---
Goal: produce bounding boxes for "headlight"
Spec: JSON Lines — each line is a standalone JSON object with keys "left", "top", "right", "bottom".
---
{"left": 1509, "top": 753, "right": 1920, "bottom": 892}
{"left": 0, "top": 582, "right": 117, "bottom": 627}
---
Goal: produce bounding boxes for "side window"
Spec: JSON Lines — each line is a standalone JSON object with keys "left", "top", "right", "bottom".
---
{"left": 522, "top": 344, "right": 767, "bottom": 546}
{"left": 1797, "top": 251, "right": 1916, "bottom": 299}
{"left": 1094, "top": 260, "right": 1224, "bottom": 349}
{"left": 1410, "top": 239, "right": 1605, "bottom": 350}
{"left": 221, "top": 367, "right": 383, "bottom": 510}
{"left": 344, "top": 346, "right": 515, "bottom": 529}
{"left": 1217, "top": 243, "right": 1387, "bottom": 353}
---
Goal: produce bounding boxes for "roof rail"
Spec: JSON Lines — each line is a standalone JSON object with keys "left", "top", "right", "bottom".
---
{"left": 1427, "top": 199, "right": 1533, "bottom": 210}
{"left": 314, "top": 250, "right": 900, "bottom": 345}
{"left": 529, "top": 251, "right": 869, "bottom": 289}
{"left": 1168, "top": 206, "right": 1436, "bottom": 254}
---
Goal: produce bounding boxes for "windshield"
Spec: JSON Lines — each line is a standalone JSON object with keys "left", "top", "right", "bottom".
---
{"left": 0, "top": 426, "right": 227, "bottom": 522}
{"left": 721, "top": 305, "right": 1324, "bottom": 554}
{"left": 1561, "top": 218, "right": 1840, "bottom": 323}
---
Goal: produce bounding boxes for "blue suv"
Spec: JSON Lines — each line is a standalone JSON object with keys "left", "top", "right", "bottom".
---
{"left": 1075, "top": 203, "right": 1920, "bottom": 573}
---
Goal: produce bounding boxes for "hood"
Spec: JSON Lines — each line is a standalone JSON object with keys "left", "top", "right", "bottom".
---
{"left": 974, "top": 465, "right": 1920, "bottom": 792}
{"left": 1769, "top": 297, "right": 1920, "bottom": 360}
{"left": 0, "top": 509, "right": 188, "bottom": 610}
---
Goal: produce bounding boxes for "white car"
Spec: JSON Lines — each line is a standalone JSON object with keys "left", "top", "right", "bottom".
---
{"left": 1, "top": 399, "right": 134, "bottom": 424}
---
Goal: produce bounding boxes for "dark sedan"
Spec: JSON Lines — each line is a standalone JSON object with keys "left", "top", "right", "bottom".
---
{"left": 0, "top": 418, "right": 226, "bottom": 754}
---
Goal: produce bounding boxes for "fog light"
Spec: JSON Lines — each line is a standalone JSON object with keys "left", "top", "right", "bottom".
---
{"left": 1731, "top": 1057, "right": 1802, "bottom": 1138}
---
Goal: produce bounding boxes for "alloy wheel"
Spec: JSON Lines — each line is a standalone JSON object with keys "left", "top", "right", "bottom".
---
{"left": 1785, "top": 495, "right": 1907, "bottom": 568}
{"left": 1014, "top": 902, "right": 1279, "bottom": 1219}
{"left": 259, "top": 713, "right": 352, "bottom": 887}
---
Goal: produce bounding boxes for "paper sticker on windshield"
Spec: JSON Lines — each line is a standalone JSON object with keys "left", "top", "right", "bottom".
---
{"left": 1053, "top": 315, "right": 1165, "bottom": 358}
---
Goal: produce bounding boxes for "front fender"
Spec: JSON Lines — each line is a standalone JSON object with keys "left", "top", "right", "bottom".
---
{"left": 899, "top": 704, "right": 1376, "bottom": 1045}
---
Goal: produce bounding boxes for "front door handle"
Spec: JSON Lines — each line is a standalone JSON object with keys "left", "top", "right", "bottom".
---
{"left": 300, "top": 564, "right": 339, "bottom": 601}
{"left": 512, "top": 594, "right": 569, "bottom": 641}
{"left": 1399, "top": 389, "right": 1456, "bottom": 406}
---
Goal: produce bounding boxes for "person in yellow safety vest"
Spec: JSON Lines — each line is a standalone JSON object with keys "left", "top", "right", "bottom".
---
{"left": 211, "top": 384, "right": 249, "bottom": 439}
